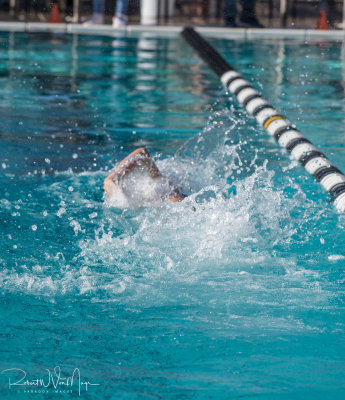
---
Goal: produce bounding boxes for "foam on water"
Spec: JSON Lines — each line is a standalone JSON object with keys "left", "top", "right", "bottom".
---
{"left": 106, "top": 169, "right": 176, "bottom": 208}
{"left": 3, "top": 32, "right": 345, "bottom": 399}
{"left": 1, "top": 107, "right": 340, "bottom": 339}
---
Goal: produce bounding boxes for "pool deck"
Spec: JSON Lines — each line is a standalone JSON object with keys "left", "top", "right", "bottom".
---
{"left": 0, "top": 22, "right": 345, "bottom": 40}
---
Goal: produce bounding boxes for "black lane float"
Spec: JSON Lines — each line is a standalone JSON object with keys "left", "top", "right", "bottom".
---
{"left": 181, "top": 26, "right": 345, "bottom": 212}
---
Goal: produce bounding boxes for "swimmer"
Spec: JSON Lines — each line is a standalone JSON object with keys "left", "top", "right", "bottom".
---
{"left": 104, "top": 147, "right": 186, "bottom": 205}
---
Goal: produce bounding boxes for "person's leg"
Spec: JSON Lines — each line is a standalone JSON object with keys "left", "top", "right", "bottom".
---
{"left": 21, "top": 0, "right": 30, "bottom": 14}
{"left": 18, "top": 0, "right": 30, "bottom": 20}
{"left": 32, "top": 0, "right": 39, "bottom": 13}
{"left": 32, "top": 0, "right": 46, "bottom": 21}
{"left": 239, "top": 0, "right": 263, "bottom": 27}
{"left": 116, "top": 0, "right": 129, "bottom": 16}
{"left": 83, "top": 0, "right": 104, "bottom": 24}
{"left": 93, "top": 0, "right": 105, "bottom": 14}
{"left": 223, "top": 0, "right": 238, "bottom": 27}
{"left": 113, "top": 0, "right": 129, "bottom": 27}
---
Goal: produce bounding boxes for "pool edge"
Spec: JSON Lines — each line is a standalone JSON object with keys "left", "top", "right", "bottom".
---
{"left": 0, "top": 22, "right": 344, "bottom": 40}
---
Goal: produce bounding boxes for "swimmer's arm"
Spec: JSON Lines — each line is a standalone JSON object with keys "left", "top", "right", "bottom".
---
{"left": 113, "top": 147, "right": 151, "bottom": 177}
{"left": 104, "top": 171, "right": 119, "bottom": 195}
{"left": 105, "top": 148, "right": 150, "bottom": 186}
{"left": 103, "top": 154, "right": 137, "bottom": 196}
{"left": 117, "top": 147, "right": 150, "bottom": 168}
{"left": 103, "top": 157, "right": 139, "bottom": 195}
{"left": 104, "top": 150, "right": 140, "bottom": 194}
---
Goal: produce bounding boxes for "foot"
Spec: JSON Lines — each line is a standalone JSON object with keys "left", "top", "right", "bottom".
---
{"left": 83, "top": 13, "right": 104, "bottom": 25}
{"left": 18, "top": 12, "right": 26, "bottom": 21}
{"left": 239, "top": 16, "right": 264, "bottom": 28}
{"left": 37, "top": 12, "right": 46, "bottom": 22}
{"left": 113, "top": 13, "right": 128, "bottom": 28}
{"left": 224, "top": 18, "right": 238, "bottom": 28}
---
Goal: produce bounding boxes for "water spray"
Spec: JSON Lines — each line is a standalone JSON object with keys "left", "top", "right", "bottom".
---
{"left": 181, "top": 26, "right": 345, "bottom": 212}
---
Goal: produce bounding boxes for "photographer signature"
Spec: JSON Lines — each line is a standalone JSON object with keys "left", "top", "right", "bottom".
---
{"left": 1, "top": 366, "right": 100, "bottom": 396}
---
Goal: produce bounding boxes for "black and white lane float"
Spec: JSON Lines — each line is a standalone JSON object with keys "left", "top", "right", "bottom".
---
{"left": 181, "top": 26, "right": 345, "bottom": 212}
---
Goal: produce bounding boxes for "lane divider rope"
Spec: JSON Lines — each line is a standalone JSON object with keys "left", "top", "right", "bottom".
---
{"left": 181, "top": 26, "right": 345, "bottom": 212}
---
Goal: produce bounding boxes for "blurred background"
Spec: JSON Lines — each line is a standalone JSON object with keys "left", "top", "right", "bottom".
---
{"left": 0, "top": 0, "right": 344, "bottom": 29}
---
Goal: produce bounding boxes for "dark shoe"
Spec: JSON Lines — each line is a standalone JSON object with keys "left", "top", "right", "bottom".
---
{"left": 239, "top": 16, "right": 264, "bottom": 28}
{"left": 224, "top": 18, "right": 238, "bottom": 28}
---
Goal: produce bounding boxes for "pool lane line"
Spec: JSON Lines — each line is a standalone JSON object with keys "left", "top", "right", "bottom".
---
{"left": 181, "top": 26, "right": 345, "bottom": 212}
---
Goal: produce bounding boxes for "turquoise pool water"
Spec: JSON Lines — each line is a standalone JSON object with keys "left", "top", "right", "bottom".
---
{"left": 1, "top": 31, "right": 345, "bottom": 399}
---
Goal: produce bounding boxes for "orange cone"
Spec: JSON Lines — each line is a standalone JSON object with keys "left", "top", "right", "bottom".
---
{"left": 49, "top": 3, "right": 62, "bottom": 24}
{"left": 317, "top": 9, "right": 329, "bottom": 30}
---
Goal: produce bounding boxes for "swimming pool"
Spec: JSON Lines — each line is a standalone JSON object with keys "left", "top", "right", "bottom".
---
{"left": 1, "top": 31, "right": 345, "bottom": 399}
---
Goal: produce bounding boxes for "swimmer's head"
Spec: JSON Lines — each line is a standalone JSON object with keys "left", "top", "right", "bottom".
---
{"left": 168, "top": 192, "right": 187, "bottom": 202}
